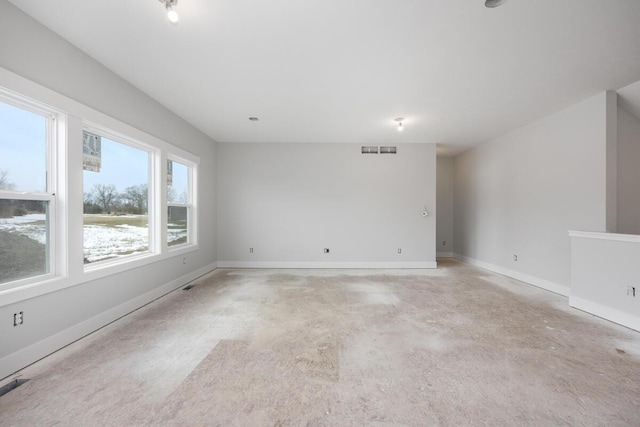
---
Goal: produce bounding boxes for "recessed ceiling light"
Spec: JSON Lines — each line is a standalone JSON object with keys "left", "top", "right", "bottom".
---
{"left": 485, "top": 0, "right": 509, "bottom": 8}
{"left": 249, "top": 117, "right": 259, "bottom": 121}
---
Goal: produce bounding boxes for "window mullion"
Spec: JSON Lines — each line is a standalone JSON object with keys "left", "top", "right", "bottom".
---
{"left": 0, "top": 192, "right": 52, "bottom": 201}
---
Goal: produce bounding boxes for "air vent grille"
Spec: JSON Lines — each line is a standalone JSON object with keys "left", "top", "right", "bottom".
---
{"left": 361, "top": 146, "right": 379, "bottom": 154}
{"left": 380, "top": 146, "right": 397, "bottom": 154}
{"left": 0, "top": 379, "right": 29, "bottom": 397}
{"left": 362, "top": 146, "right": 397, "bottom": 154}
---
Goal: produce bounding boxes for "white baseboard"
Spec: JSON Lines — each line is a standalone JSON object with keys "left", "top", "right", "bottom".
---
{"left": 570, "top": 296, "right": 640, "bottom": 332}
{"left": 437, "top": 252, "right": 454, "bottom": 258}
{"left": 453, "top": 253, "right": 569, "bottom": 297}
{"left": 0, "top": 262, "right": 217, "bottom": 381}
{"left": 216, "top": 261, "right": 438, "bottom": 269}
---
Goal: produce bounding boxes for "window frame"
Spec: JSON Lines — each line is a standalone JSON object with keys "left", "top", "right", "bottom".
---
{"left": 166, "top": 155, "right": 197, "bottom": 249}
{"left": 0, "top": 93, "right": 60, "bottom": 289}
{"left": 81, "top": 121, "right": 158, "bottom": 270}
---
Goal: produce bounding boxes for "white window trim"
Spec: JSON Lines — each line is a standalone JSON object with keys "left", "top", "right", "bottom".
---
{"left": 0, "top": 191, "right": 53, "bottom": 201}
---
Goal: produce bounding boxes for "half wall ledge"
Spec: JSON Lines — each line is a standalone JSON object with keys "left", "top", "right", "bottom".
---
{"left": 569, "top": 230, "right": 640, "bottom": 332}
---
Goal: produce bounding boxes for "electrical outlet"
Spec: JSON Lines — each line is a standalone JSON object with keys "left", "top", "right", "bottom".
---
{"left": 398, "top": 248, "right": 402, "bottom": 254}
{"left": 182, "top": 257, "right": 187, "bottom": 265}
{"left": 324, "top": 248, "right": 330, "bottom": 254}
{"left": 442, "top": 240, "right": 446, "bottom": 246}
{"left": 13, "top": 312, "right": 23, "bottom": 326}
{"left": 249, "top": 247, "right": 254, "bottom": 253}
{"left": 628, "top": 286, "right": 636, "bottom": 297}
{"left": 513, "top": 255, "right": 518, "bottom": 261}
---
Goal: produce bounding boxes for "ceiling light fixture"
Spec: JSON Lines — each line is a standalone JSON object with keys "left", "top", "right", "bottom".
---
{"left": 485, "top": 0, "right": 509, "bottom": 8}
{"left": 395, "top": 118, "right": 404, "bottom": 132}
{"left": 160, "top": 0, "right": 179, "bottom": 23}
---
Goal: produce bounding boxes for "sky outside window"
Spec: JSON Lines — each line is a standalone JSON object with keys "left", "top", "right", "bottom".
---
{"left": 83, "top": 136, "right": 149, "bottom": 193}
{"left": 0, "top": 101, "right": 47, "bottom": 192}
{"left": 168, "top": 160, "right": 188, "bottom": 203}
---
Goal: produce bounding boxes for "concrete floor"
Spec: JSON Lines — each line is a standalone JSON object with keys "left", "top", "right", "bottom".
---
{"left": 1, "top": 259, "right": 639, "bottom": 425}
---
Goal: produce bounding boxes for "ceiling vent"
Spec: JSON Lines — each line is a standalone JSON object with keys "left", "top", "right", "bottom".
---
{"left": 380, "top": 146, "right": 397, "bottom": 154}
{"left": 361, "top": 146, "right": 379, "bottom": 154}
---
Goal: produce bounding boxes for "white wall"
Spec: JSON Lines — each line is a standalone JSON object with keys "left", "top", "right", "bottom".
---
{"left": 617, "top": 105, "right": 640, "bottom": 235}
{"left": 436, "top": 157, "right": 454, "bottom": 257}
{"left": 0, "top": 1, "right": 217, "bottom": 380}
{"left": 453, "top": 92, "right": 617, "bottom": 295}
{"left": 217, "top": 143, "right": 437, "bottom": 268}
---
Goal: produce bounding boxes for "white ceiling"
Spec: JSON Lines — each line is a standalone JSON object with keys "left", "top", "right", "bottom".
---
{"left": 8, "top": 0, "right": 640, "bottom": 155}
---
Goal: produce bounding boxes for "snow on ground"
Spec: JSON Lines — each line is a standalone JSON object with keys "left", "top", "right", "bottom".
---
{"left": 83, "top": 224, "right": 149, "bottom": 263}
{"left": 167, "top": 227, "right": 187, "bottom": 244}
{"left": 0, "top": 214, "right": 47, "bottom": 244}
{"left": 0, "top": 214, "right": 187, "bottom": 263}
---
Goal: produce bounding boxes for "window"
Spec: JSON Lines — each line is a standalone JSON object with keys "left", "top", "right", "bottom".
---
{"left": 0, "top": 80, "right": 200, "bottom": 296}
{"left": 0, "top": 98, "right": 54, "bottom": 285}
{"left": 83, "top": 129, "right": 151, "bottom": 264}
{"left": 167, "top": 158, "right": 192, "bottom": 247}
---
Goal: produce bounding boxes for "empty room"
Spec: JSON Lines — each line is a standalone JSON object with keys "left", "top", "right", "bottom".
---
{"left": 1, "top": 0, "right": 640, "bottom": 425}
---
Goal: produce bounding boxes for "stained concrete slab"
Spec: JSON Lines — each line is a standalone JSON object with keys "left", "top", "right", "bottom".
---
{"left": 1, "top": 259, "right": 639, "bottom": 425}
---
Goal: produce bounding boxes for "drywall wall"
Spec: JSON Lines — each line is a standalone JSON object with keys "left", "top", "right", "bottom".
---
{"left": 453, "top": 92, "right": 616, "bottom": 295}
{"left": 617, "top": 105, "right": 640, "bottom": 235}
{"left": 0, "top": 1, "right": 216, "bottom": 379}
{"left": 436, "top": 157, "right": 454, "bottom": 257}
{"left": 0, "top": 1, "right": 210, "bottom": 151}
{"left": 569, "top": 231, "right": 640, "bottom": 332}
{"left": 217, "top": 143, "right": 437, "bottom": 267}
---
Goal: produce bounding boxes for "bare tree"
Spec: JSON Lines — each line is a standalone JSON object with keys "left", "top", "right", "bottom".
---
{"left": 167, "top": 186, "right": 188, "bottom": 204}
{"left": 179, "top": 189, "right": 188, "bottom": 204}
{"left": 0, "top": 170, "right": 16, "bottom": 190}
{"left": 167, "top": 185, "right": 177, "bottom": 203}
{"left": 83, "top": 191, "right": 101, "bottom": 214}
{"left": 122, "top": 184, "right": 148, "bottom": 214}
{"left": 91, "top": 183, "right": 118, "bottom": 212}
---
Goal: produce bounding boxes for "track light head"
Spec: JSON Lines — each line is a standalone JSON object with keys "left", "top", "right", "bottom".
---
{"left": 160, "top": 0, "right": 179, "bottom": 23}
{"left": 485, "top": 0, "right": 509, "bottom": 8}
{"left": 394, "top": 117, "right": 405, "bottom": 132}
